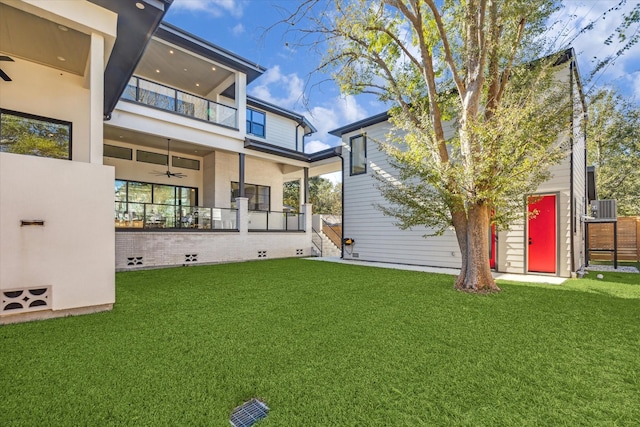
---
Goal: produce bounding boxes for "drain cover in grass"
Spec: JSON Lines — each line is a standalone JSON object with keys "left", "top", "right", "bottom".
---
{"left": 229, "top": 398, "right": 269, "bottom": 427}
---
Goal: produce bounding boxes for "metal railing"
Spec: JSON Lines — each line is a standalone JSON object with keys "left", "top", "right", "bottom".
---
{"left": 311, "top": 227, "right": 323, "bottom": 256}
{"left": 248, "top": 210, "right": 305, "bottom": 231}
{"left": 321, "top": 217, "right": 342, "bottom": 249}
{"left": 122, "top": 76, "right": 237, "bottom": 129}
{"left": 115, "top": 202, "right": 237, "bottom": 230}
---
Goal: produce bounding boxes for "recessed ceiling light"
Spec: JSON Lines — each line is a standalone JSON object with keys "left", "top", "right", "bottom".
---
{"left": 57, "top": 56, "right": 66, "bottom": 62}
{"left": 184, "top": 68, "right": 188, "bottom": 72}
{"left": 135, "top": 2, "right": 145, "bottom": 10}
{"left": 211, "top": 66, "right": 216, "bottom": 71}
{"left": 119, "top": 135, "right": 124, "bottom": 139}
{"left": 156, "top": 69, "right": 160, "bottom": 73}
{"left": 169, "top": 50, "right": 174, "bottom": 54}
{"left": 196, "top": 83, "right": 200, "bottom": 87}
{"left": 58, "top": 25, "right": 68, "bottom": 32}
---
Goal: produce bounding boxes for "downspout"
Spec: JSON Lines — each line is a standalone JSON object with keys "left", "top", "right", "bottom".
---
{"left": 569, "top": 58, "right": 576, "bottom": 274}
{"left": 295, "top": 123, "right": 301, "bottom": 152}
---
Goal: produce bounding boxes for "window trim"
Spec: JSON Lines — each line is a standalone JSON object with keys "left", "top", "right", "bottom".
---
{"left": 349, "top": 134, "right": 367, "bottom": 176}
{"left": 246, "top": 108, "right": 266, "bottom": 138}
{"left": 0, "top": 108, "right": 72, "bottom": 160}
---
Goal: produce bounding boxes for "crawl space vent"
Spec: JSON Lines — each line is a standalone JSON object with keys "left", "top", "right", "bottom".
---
{"left": 257, "top": 250, "right": 267, "bottom": 258}
{"left": 230, "top": 398, "right": 269, "bottom": 427}
{"left": 2, "top": 287, "right": 51, "bottom": 314}
{"left": 184, "top": 254, "right": 198, "bottom": 263}
{"left": 127, "top": 256, "right": 143, "bottom": 266}
{"left": 296, "top": 248, "right": 304, "bottom": 255}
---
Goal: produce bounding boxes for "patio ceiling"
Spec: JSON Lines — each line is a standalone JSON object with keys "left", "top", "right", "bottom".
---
{"left": 0, "top": 2, "right": 90, "bottom": 76}
{"left": 135, "top": 38, "right": 235, "bottom": 98}
{"left": 103, "top": 126, "right": 214, "bottom": 156}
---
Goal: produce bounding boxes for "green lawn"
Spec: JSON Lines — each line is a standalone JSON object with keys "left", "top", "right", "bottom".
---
{"left": 2, "top": 259, "right": 639, "bottom": 426}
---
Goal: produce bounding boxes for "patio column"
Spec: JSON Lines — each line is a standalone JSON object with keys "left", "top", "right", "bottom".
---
{"left": 303, "top": 167, "right": 309, "bottom": 205}
{"left": 236, "top": 197, "right": 248, "bottom": 235}
{"left": 302, "top": 203, "right": 313, "bottom": 233}
{"left": 238, "top": 153, "right": 245, "bottom": 198}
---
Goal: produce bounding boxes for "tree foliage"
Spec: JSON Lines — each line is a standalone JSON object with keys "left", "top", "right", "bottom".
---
{"left": 587, "top": 88, "right": 640, "bottom": 216}
{"left": 0, "top": 112, "right": 70, "bottom": 159}
{"left": 284, "top": 177, "right": 342, "bottom": 215}
{"left": 285, "top": 0, "right": 573, "bottom": 291}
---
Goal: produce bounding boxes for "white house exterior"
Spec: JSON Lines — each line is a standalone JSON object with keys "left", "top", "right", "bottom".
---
{"left": 330, "top": 50, "right": 586, "bottom": 278}
{"left": 0, "top": 0, "right": 339, "bottom": 324}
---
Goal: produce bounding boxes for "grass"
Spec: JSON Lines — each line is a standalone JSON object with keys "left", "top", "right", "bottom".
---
{"left": 1, "top": 259, "right": 639, "bottom": 426}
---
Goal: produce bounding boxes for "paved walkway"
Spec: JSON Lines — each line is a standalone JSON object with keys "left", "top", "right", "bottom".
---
{"left": 305, "top": 257, "right": 567, "bottom": 285}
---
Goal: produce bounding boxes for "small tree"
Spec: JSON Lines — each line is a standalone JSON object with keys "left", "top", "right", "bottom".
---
{"left": 587, "top": 88, "right": 640, "bottom": 215}
{"left": 286, "top": 0, "right": 572, "bottom": 291}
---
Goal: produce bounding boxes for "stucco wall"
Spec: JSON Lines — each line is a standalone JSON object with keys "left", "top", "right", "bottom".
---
{"left": 0, "top": 153, "right": 115, "bottom": 317}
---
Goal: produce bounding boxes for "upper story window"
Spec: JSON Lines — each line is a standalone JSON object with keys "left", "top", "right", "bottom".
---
{"left": 350, "top": 134, "right": 366, "bottom": 175}
{"left": 0, "top": 109, "right": 71, "bottom": 160}
{"left": 246, "top": 108, "right": 266, "bottom": 138}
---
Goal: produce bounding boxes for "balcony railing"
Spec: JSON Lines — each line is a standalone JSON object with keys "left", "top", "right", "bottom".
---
{"left": 248, "top": 210, "right": 305, "bottom": 231}
{"left": 115, "top": 202, "right": 237, "bottom": 230}
{"left": 122, "top": 76, "right": 238, "bottom": 129}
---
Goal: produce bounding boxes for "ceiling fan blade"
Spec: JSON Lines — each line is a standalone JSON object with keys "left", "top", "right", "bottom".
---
{"left": 0, "top": 69, "right": 11, "bottom": 82}
{"left": 0, "top": 56, "right": 14, "bottom": 62}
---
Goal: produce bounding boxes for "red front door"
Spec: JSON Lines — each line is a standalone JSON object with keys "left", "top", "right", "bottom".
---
{"left": 527, "top": 195, "right": 556, "bottom": 273}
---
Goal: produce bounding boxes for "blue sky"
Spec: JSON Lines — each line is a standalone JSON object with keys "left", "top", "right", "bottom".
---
{"left": 164, "top": 0, "right": 640, "bottom": 155}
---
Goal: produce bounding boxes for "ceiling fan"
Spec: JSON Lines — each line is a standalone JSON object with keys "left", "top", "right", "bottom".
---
{"left": 152, "top": 138, "right": 186, "bottom": 178}
{"left": 0, "top": 55, "right": 14, "bottom": 82}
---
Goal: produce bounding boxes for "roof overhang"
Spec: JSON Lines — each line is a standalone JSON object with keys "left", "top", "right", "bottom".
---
{"left": 245, "top": 138, "right": 341, "bottom": 163}
{"left": 90, "top": 0, "right": 172, "bottom": 119}
{"left": 328, "top": 111, "right": 390, "bottom": 137}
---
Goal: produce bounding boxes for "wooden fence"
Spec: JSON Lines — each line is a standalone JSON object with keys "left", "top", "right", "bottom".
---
{"left": 587, "top": 216, "right": 640, "bottom": 261}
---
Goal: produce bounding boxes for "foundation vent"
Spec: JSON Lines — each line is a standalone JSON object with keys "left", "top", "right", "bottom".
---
{"left": 184, "top": 254, "right": 198, "bottom": 263}
{"left": 127, "top": 256, "right": 143, "bottom": 266}
{"left": 257, "top": 250, "right": 267, "bottom": 258}
{"left": 2, "top": 287, "right": 51, "bottom": 315}
{"left": 296, "top": 249, "right": 304, "bottom": 255}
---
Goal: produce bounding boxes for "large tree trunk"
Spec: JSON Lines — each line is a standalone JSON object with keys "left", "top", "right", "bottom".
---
{"left": 454, "top": 203, "right": 500, "bottom": 292}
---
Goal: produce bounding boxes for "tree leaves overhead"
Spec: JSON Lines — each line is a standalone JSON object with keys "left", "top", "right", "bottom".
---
{"left": 587, "top": 87, "right": 640, "bottom": 216}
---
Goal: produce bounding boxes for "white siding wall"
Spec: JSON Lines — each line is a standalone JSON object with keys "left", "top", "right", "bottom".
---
{"left": 248, "top": 109, "right": 301, "bottom": 151}
{"left": 572, "top": 65, "right": 587, "bottom": 273}
{"left": 342, "top": 122, "right": 462, "bottom": 268}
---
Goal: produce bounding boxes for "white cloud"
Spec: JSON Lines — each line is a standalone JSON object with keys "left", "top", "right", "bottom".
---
{"left": 171, "top": 0, "right": 244, "bottom": 18}
{"left": 231, "top": 23, "right": 244, "bottom": 36}
{"left": 248, "top": 65, "right": 305, "bottom": 109}
{"left": 304, "top": 140, "right": 331, "bottom": 153}
{"left": 550, "top": 1, "right": 640, "bottom": 100}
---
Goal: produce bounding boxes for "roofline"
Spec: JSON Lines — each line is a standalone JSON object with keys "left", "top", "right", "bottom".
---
{"left": 245, "top": 139, "right": 340, "bottom": 162}
{"left": 328, "top": 111, "right": 390, "bottom": 137}
{"left": 156, "top": 22, "right": 266, "bottom": 84}
{"left": 247, "top": 95, "right": 317, "bottom": 134}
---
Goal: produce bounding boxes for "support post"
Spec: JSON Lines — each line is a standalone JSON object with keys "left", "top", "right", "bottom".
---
{"left": 238, "top": 153, "right": 245, "bottom": 198}
{"left": 614, "top": 221, "right": 618, "bottom": 269}
{"left": 303, "top": 167, "right": 309, "bottom": 205}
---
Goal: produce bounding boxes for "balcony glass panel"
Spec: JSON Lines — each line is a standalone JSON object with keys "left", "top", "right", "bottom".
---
{"left": 122, "top": 76, "right": 237, "bottom": 129}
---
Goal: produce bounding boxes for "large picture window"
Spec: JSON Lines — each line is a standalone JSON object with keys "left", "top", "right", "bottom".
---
{"left": 350, "top": 134, "right": 366, "bottom": 175}
{"left": 231, "top": 182, "right": 270, "bottom": 211}
{"left": 114, "top": 179, "right": 197, "bottom": 228}
{"left": 246, "top": 108, "right": 266, "bottom": 138}
{"left": 0, "top": 109, "right": 71, "bottom": 160}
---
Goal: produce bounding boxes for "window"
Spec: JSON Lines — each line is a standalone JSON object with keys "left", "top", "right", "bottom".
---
{"left": 114, "top": 179, "right": 198, "bottom": 227}
{"left": 104, "top": 144, "right": 133, "bottom": 160}
{"left": 0, "top": 109, "right": 71, "bottom": 160}
{"left": 172, "top": 156, "right": 200, "bottom": 171}
{"left": 137, "top": 150, "right": 168, "bottom": 166}
{"left": 246, "top": 108, "right": 266, "bottom": 138}
{"left": 231, "top": 182, "right": 270, "bottom": 211}
{"left": 350, "top": 134, "right": 366, "bottom": 175}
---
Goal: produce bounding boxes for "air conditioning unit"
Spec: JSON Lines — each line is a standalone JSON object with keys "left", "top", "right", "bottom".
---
{"left": 590, "top": 200, "right": 617, "bottom": 220}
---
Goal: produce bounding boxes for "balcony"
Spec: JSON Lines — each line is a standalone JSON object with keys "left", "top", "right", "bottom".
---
{"left": 122, "top": 76, "right": 237, "bottom": 129}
